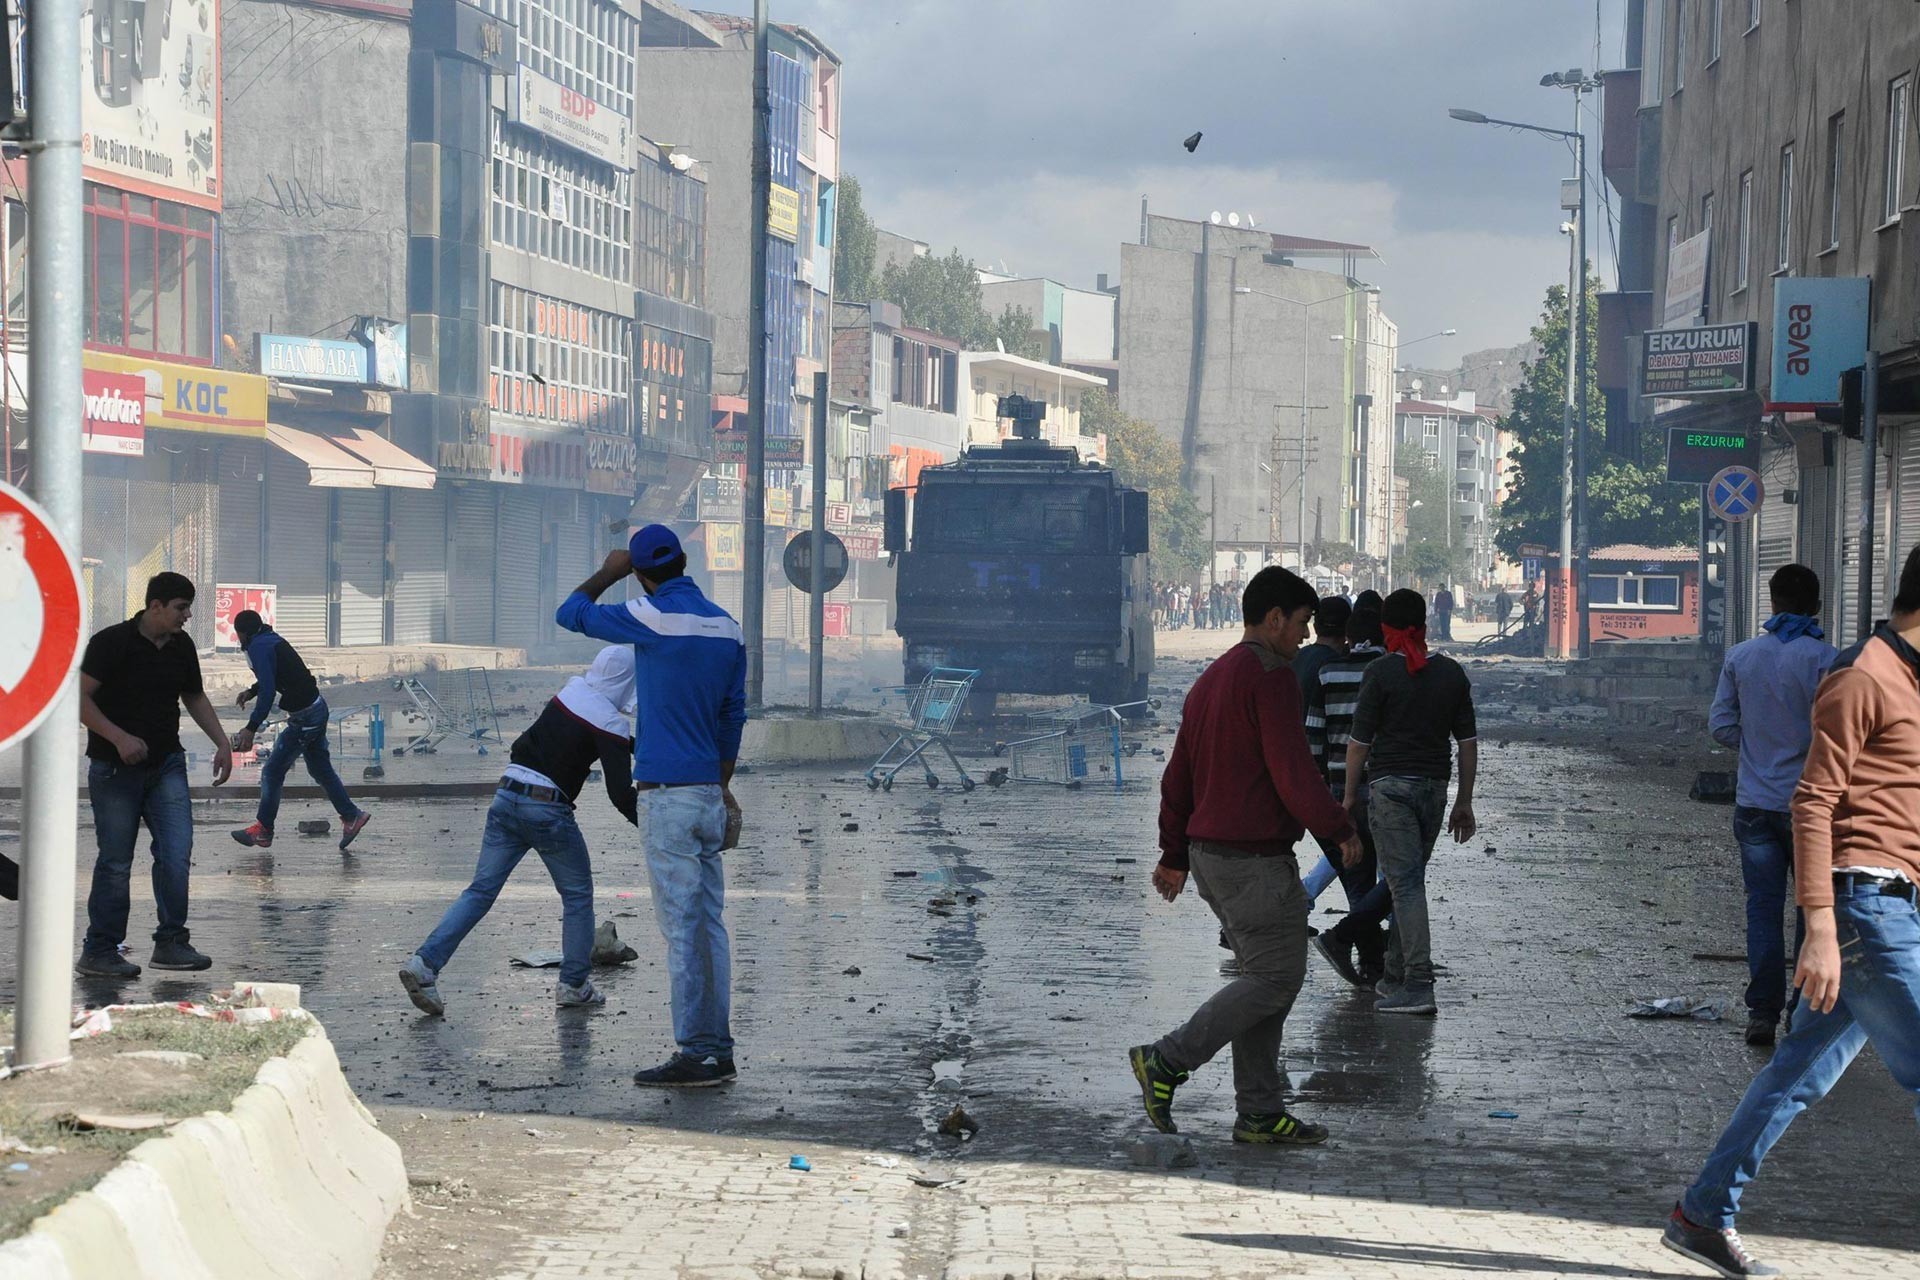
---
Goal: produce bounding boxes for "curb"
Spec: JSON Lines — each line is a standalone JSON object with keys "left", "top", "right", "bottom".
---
{"left": 0, "top": 1020, "right": 408, "bottom": 1280}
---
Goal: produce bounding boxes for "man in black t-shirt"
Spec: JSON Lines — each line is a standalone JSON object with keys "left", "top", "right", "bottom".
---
{"left": 1343, "top": 589, "right": 1478, "bottom": 1016}
{"left": 76, "top": 572, "right": 233, "bottom": 978}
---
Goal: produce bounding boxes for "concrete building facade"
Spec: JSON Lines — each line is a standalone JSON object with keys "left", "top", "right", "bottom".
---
{"left": 977, "top": 274, "right": 1119, "bottom": 367}
{"left": 1394, "top": 393, "right": 1503, "bottom": 583}
{"left": 1602, "top": 0, "right": 1920, "bottom": 651}
{"left": 961, "top": 352, "right": 1108, "bottom": 461}
{"left": 1118, "top": 214, "right": 1399, "bottom": 571}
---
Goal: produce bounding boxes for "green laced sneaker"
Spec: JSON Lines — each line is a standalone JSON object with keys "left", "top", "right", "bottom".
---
{"left": 1128, "top": 1045, "right": 1189, "bottom": 1133}
{"left": 1232, "top": 1111, "right": 1330, "bottom": 1145}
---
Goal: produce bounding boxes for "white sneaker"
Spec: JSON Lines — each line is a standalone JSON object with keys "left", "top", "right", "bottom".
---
{"left": 399, "top": 954, "right": 444, "bottom": 1017}
{"left": 557, "top": 979, "right": 606, "bottom": 1007}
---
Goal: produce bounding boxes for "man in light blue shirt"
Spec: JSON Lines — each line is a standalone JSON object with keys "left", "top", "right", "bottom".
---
{"left": 557, "top": 524, "right": 747, "bottom": 1088}
{"left": 1707, "top": 563, "right": 1837, "bottom": 1048}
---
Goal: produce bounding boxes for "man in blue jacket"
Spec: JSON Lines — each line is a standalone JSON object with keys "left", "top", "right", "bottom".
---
{"left": 229, "top": 610, "right": 370, "bottom": 852}
{"left": 557, "top": 524, "right": 747, "bottom": 1087}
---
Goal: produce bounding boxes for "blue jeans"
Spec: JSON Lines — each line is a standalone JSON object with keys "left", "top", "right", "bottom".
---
{"left": 417, "top": 789, "right": 596, "bottom": 988}
{"left": 84, "top": 752, "right": 194, "bottom": 951}
{"left": 1369, "top": 775, "right": 1450, "bottom": 988}
{"left": 257, "top": 697, "right": 358, "bottom": 831}
{"left": 1732, "top": 805, "right": 1805, "bottom": 1021}
{"left": 1682, "top": 883, "right": 1920, "bottom": 1227}
{"left": 644, "top": 785, "right": 732, "bottom": 1058}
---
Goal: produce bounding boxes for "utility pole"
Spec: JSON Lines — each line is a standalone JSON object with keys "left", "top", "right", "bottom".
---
{"left": 1572, "top": 88, "right": 1591, "bottom": 660}
{"left": 742, "top": 0, "right": 770, "bottom": 707}
{"left": 1558, "top": 207, "right": 1578, "bottom": 661}
{"left": 15, "top": 0, "right": 86, "bottom": 1070}
{"left": 808, "top": 371, "right": 826, "bottom": 713}
{"left": 1297, "top": 334, "right": 1310, "bottom": 571}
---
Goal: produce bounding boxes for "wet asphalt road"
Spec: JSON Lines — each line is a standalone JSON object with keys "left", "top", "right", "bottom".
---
{"left": 0, "top": 655, "right": 1912, "bottom": 1255}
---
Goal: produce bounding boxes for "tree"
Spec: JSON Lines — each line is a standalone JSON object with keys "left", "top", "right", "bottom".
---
{"left": 1495, "top": 275, "right": 1698, "bottom": 561}
{"left": 877, "top": 248, "right": 1049, "bottom": 358}
{"left": 833, "top": 175, "right": 878, "bottom": 305}
{"left": 1083, "top": 390, "right": 1209, "bottom": 579}
{"left": 1395, "top": 443, "right": 1472, "bottom": 585}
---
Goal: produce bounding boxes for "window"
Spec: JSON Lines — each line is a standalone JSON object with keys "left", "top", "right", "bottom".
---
{"left": 1826, "top": 111, "right": 1845, "bottom": 248}
{"left": 1700, "top": 192, "right": 1715, "bottom": 312}
{"left": 1422, "top": 415, "right": 1440, "bottom": 447}
{"left": 479, "top": 0, "right": 636, "bottom": 119}
{"left": 890, "top": 336, "right": 957, "bottom": 412}
{"left": 1734, "top": 169, "right": 1752, "bottom": 291}
{"left": 1707, "top": 0, "right": 1721, "bottom": 62}
{"left": 1641, "top": 0, "right": 1666, "bottom": 106}
{"left": 1747, "top": 0, "right": 1760, "bottom": 31}
{"left": 83, "top": 185, "right": 215, "bottom": 363}
{"left": 816, "top": 178, "right": 835, "bottom": 250}
{"left": 1673, "top": 0, "right": 1687, "bottom": 91}
{"left": 487, "top": 282, "right": 630, "bottom": 433}
{"left": 635, "top": 158, "right": 708, "bottom": 309}
{"left": 491, "top": 114, "right": 633, "bottom": 287}
{"left": 1886, "top": 75, "right": 1910, "bottom": 223}
{"left": 1589, "top": 573, "right": 1683, "bottom": 610}
{"left": 1776, "top": 144, "right": 1794, "bottom": 270}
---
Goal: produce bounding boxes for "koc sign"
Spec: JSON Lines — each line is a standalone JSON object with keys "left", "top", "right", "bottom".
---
{"left": 82, "top": 352, "right": 268, "bottom": 439}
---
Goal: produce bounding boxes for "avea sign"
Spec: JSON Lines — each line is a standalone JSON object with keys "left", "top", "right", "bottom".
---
{"left": 1769, "top": 278, "right": 1870, "bottom": 411}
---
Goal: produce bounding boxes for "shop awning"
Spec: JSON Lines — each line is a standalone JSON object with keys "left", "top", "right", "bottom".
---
{"left": 266, "top": 423, "right": 376, "bottom": 488}
{"left": 332, "top": 427, "right": 437, "bottom": 489}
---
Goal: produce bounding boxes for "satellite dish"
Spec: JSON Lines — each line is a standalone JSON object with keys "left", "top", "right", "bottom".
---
{"left": 1209, "top": 211, "right": 1223, "bottom": 225}
{"left": 1227, "top": 212, "right": 1241, "bottom": 227}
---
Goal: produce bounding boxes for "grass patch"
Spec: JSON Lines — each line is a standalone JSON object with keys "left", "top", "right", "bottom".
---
{"left": 0, "top": 1009, "right": 311, "bottom": 1241}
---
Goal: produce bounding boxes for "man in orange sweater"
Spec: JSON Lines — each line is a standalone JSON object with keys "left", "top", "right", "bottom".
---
{"left": 1663, "top": 544, "right": 1920, "bottom": 1279}
{"left": 1129, "top": 566, "right": 1362, "bottom": 1146}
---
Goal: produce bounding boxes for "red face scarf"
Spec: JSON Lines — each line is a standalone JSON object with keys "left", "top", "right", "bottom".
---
{"left": 1383, "top": 623, "right": 1430, "bottom": 674}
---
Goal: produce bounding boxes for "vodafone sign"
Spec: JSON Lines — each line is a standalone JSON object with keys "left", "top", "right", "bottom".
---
{"left": 512, "top": 64, "right": 632, "bottom": 170}
{"left": 83, "top": 369, "right": 148, "bottom": 457}
{"left": 0, "top": 484, "right": 84, "bottom": 753}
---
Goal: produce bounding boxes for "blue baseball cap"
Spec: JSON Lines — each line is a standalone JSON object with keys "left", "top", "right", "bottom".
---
{"left": 628, "top": 523, "right": 683, "bottom": 569}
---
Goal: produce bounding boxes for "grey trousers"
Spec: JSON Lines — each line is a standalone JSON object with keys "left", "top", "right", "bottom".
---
{"left": 1369, "top": 775, "right": 1450, "bottom": 988}
{"left": 1155, "top": 844, "right": 1309, "bottom": 1116}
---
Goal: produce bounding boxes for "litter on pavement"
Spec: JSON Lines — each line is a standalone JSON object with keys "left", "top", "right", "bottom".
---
{"left": 1629, "top": 996, "right": 1725, "bottom": 1021}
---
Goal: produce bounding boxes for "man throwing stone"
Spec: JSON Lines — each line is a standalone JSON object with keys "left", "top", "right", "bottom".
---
{"left": 1129, "top": 566, "right": 1361, "bottom": 1145}
{"left": 557, "top": 525, "right": 747, "bottom": 1087}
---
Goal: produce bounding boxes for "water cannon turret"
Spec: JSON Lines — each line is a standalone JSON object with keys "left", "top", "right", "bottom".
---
{"left": 997, "top": 393, "right": 1047, "bottom": 441}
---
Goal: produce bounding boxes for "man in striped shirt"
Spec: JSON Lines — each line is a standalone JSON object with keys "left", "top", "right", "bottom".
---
{"left": 1304, "top": 607, "right": 1392, "bottom": 986}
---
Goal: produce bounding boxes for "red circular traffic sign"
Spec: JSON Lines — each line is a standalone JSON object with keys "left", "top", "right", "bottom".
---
{"left": 0, "top": 484, "right": 84, "bottom": 753}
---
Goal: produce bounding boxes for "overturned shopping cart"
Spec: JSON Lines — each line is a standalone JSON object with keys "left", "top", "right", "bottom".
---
{"left": 865, "top": 667, "right": 982, "bottom": 792}
{"left": 392, "top": 667, "right": 505, "bottom": 756}
{"left": 995, "top": 699, "right": 1156, "bottom": 791}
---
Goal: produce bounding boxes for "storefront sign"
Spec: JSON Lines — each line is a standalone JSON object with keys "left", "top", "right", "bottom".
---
{"left": 437, "top": 441, "right": 493, "bottom": 477}
{"left": 512, "top": 64, "right": 631, "bottom": 169}
{"left": 213, "top": 585, "right": 277, "bottom": 651}
{"left": 586, "top": 430, "right": 638, "bottom": 495}
{"left": 83, "top": 352, "right": 268, "bottom": 437}
{"left": 1663, "top": 230, "right": 1710, "bottom": 327}
{"left": 82, "top": 368, "right": 147, "bottom": 456}
{"left": 697, "top": 474, "right": 742, "bottom": 521}
{"left": 1666, "top": 428, "right": 1758, "bottom": 485}
{"left": 84, "top": 0, "right": 221, "bottom": 209}
{"left": 766, "top": 488, "right": 792, "bottom": 528}
{"left": 364, "top": 321, "right": 409, "bottom": 390}
{"left": 715, "top": 432, "right": 806, "bottom": 466}
{"left": 1642, "top": 323, "right": 1756, "bottom": 398}
{"left": 1768, "top": 277, "right": 1870, "bottom": 411}
{"left": 843, "top": 531, "right": 882, "bottom": 561}
{"left": 256, "top": 333, "right": 370, "bottom": 385}
{"left": 769, "top": 184, "right": 801, "bottom": 241}
{"left": 826, "top": 501, "right": 853, "bottom": 531}
{"left": 491, "top": 428, "right": 586, "bottom": 487}
{"left": 706, "top": 522, "right": 742, "bottom": 572}
{"left": 823, "top": 602, "right": 851, "bottom": 638}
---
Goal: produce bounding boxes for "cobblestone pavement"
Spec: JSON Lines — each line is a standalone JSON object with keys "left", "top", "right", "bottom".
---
{"left": 2, "top": 651, "right": 1915, "bottom": 1278}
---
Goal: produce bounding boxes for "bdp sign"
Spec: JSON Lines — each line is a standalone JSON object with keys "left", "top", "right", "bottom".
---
{"left": 1643, "top": 323, "right": 1757, "bottom": 397}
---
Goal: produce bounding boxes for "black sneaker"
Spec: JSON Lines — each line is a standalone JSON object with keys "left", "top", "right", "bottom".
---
{"left": 150, "top": 939, "right": 212, "bottom": 971}
{"left": 1128, "top": 1044, "right": 1188, "bottom": 1134}
{"left": 1232, "top": 1111, "right": 1330, "bottom": 1146}
{"left": 632, "top": 1053, "right": 736, "bottom": 1088}
{"left": 75, "top": 950, "right": 141, "bottom": 979}
{"left": 1744, "top": 1017, "right": 1777, "bottom": 1048}
{"left": 1661, "top": 1204, "right": 1781, "bottom": 1277}
{"left": 1313, "top": 933, "right": 1366, "bottom": 987}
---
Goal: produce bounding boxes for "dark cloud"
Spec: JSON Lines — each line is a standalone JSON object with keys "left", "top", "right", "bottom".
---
{"left": 776, "top": 0, "right": 1622, "bottom": 362}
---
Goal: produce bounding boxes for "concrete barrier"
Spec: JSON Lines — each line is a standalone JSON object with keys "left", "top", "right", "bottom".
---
{"left": 0, "top": 1021, "right": 407, "bottom": 1280}
{"left": 742, "top": 715, "right": 901, "bottom": 765}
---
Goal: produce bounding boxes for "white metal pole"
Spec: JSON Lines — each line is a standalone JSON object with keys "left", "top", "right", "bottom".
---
{"left": 742, "top": 0, "right": 770, "bottom": 707}
{"left": 15, "top": 0, "right": 87, "bottom": 1070}
{"left": 808, "top": 371, "right": 826, "bottom": 712}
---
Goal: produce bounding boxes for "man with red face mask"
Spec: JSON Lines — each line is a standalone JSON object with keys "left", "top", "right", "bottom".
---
{"left": 1342, "top": 588, "right": 1478, "bottom": 1016}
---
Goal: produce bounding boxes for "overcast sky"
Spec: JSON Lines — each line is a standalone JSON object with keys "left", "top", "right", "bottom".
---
{"left": 777, "top": 0, "right": 1624, "bottom": 369}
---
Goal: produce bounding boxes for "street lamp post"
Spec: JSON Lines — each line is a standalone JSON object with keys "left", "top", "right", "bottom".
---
{"left": 1234, "top": 283, "right": 1379, "bottom": 573}
{"left": 1336, "top": 329, "right": 1455, "bottom": 566}
{"left": 1451, "top": 84, "right": 1594, "bottom": 659}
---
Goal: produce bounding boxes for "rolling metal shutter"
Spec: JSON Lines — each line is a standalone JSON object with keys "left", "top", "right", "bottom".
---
{"left": 1895, "top": 425, "right": 1920, "bottom": 611}
{"left": 267, "top": 452, "right": 329, "bottom": 646}
{"left": 217, "top": 442, "right": 265, "bottom": 586}
{"left": 449, "top": 484, "right": 497, "bottom": 645}
{"left": 553, "top": 498, "right": 590, "bottom": 615}
{"left": 494, "top": 488, "right": 545, "bottom": 650}
{"left": 390, "top": 486, "right": 446, "bottom": 645}
{"left": 333, "top": 488, "right": 387, "bottom": 647}
{"left": 1836, "top": 435, "right": 1893, "bottom": 645}
{"left": 1753, "top": 445, "right": 1797, "bottom": 636}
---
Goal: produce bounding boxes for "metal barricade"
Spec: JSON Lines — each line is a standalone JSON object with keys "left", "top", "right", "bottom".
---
{"left": 392, "top": 667, "right": 505, "bottom": 756}
{"left": 866, "top": 667, "right": 982, "bottom": 792}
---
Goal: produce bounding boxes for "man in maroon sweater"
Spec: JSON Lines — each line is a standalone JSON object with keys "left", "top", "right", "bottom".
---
{"left": 1129, "top": 566, "right": 1363, "bottom": 1145}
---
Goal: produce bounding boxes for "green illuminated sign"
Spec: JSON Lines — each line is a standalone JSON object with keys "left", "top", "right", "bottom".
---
{"left": 1667, "top": 427, "right": 1758, "bottom": 485}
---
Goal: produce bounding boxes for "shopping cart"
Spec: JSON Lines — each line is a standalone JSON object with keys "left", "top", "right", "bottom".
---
{"left": 994, "top": 699, "right": 1156, "bottom": 791}
{"left": 865, "top": 667, "right": 982, "bottom": 792}
{"left": 392, "top": 667, "right": 505, "bottom": 756}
